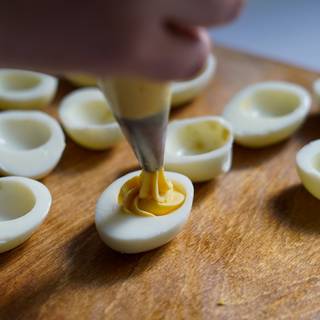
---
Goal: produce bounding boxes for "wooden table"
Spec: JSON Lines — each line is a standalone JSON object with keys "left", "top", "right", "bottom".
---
{"left": 1, "top": 47, "right": 320, "bottom": 320}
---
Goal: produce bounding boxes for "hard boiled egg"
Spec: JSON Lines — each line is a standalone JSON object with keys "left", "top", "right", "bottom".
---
{"left": 171, "top": 54, "right": 216, "bottom": 107}
{"left": 223, "top": 81, "right": 311, "bottom": 148}
{"left": 65, "top": 73, "right": 97, "bottom": 87}
{"left": 0, "top": 69, "right": 58, "bottom": 109}
{"left": 296, "top": 140, "right": 320, "bottom": 199}
{"left": 165, "top": 116, "right": 233, "bottom": 182}
{"left": 313, "top": 79, "right": 320, "bottom": 104}
{"left": 95, "top": 171, "right": 194, "bottom": 254}
{"left": 59, "top": 88, "right": 123, "bottom": 150}
{"left": 0, "top": 111, "right": 65, "bottom": 179}
{"left": 0, "top": 176, "right": 51, "bottom": 253}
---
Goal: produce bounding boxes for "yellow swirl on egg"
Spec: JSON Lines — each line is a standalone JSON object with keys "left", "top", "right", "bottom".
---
{"left": 118, "top": 168, "right": 185, "bottom": 217}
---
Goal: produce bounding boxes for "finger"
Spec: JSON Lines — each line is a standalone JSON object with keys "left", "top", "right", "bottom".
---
{"left": 167, "top": 0, "right": 245, "bottom": 27}
{"left": 136, "top": 26, "right": 211, "bottom": 81}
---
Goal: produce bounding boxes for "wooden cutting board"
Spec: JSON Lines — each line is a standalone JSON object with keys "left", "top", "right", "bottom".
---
{"left": 1, "top": 47, "right": 320, "bottom": 320}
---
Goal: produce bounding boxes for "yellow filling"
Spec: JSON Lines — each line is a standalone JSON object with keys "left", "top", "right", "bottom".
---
{"left": 118, "top": 168, "right": 185, "bottom": 217}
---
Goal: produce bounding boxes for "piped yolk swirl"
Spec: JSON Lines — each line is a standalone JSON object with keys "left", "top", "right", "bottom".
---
{"left": 118, "top": 169, "right": 185, "bottom": 217}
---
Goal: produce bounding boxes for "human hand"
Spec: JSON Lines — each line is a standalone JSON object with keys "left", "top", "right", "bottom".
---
{"left": 0, "top": 0, "right": 244, "bottom": 80}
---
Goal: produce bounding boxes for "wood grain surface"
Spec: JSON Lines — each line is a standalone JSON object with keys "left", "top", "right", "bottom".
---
{"left": 1, "top": 47, "right": 320, "bottom": 320}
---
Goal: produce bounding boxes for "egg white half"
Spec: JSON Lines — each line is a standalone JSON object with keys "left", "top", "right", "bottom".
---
{"left": 165, "top": 116, "right": 233, "bottom": 182}
{"left": 0, "top": 69, "right": 58, "bottom": 109}
{"left": 296, "top": 140, "right": 320, "bottom": 199}
{"left": 171, "top": 54, "right": 216, "bottom": 107}
{"left": 313, "top": 79, "right": 320, "bottom": 104}
{"left": 59, "top": 88, "right": 123, "bottom": 150}
{"left": 0, "top": 111, "right": 65, "bottom": 179}
{"left": 95, "top": 171, "right": 194, "bottom": 254}
{"left": 223, "top": 81, "right": 311, "bottom": 148}
{"left": 0, "top": 176, "right": 52, "bottom": 253}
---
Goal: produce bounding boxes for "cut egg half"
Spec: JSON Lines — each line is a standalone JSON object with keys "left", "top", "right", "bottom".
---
{"left": 59, "top": 88, "right": 123, "bottom": 150}
{"left": 0, "top": 111, "right": 65, "bottom": 179}
{"left": 223, "top": 81, "right": 311, "bottom": 148}
{"left": 171, "top": 54, "right": 216, "bottom": 107}
{"left": 313, "top": 79, "right": 320, "bottom": 104}
{"left": 0, "top": 176, "right": 52, "bottom": 253}
{"left": 165, "top": 116, "right": 233, "bottom": 182}
{"left": 0, "top": 69, "right": 58, "bottom": 109}
{"left": 296, "top": 140, "right": 320, "bottom": 199}
{"left": 95, "top": 171, "right": 194, "bottom": 254}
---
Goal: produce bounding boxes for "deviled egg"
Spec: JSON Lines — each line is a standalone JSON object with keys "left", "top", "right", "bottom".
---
{"left": 65, "top": 73, "right": 97, "bottom": 87}
{"left": 0, "top": 176, "right": 51, "bottom": 253}
{"left": 171, "top": 54, "right": 216, "bottom": 107}
{"left": 0, "top": 69, "right": 58, "bottom": 109}
{"left": 296, "top": 140, "right": 320, "bottom": 199}
{"left": 0, "top": 111, "right": 65, "bottom": 179}
{"left": 313, "top": 79, "right": 320, "bottom": 104}
{"left": 223, "top": 81, "right": 311, "bottom": 148}
{"left": 165, "top": 116, "right": 233, "bottom": 182}
{"left": 96, "top": 170, "right": 194, "bottom": 254}
{"left": 59, "top": 88, "right": 123, "bottom": 150}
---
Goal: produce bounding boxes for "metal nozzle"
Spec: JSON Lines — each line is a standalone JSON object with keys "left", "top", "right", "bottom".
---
{"left": 115, "top": 110, "right": 169, "bottom": 172}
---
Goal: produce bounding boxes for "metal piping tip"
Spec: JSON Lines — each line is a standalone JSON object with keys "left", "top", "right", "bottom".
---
{"left": 116, "top": 109, "right": 169, "bottom": 172}
{"left": 98, "top": 78, "right": 171, "bottom": 172}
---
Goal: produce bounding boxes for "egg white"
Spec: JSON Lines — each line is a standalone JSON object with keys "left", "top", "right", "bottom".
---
{"left": 165, "top": 116, "right": 233, "bottom": 182}
{"left": 296, "top": 140, "right": 320, "bottom": 199}
{"left": 0, "top": 69, "right": 57, "bottom": 109}
{"left": 171, "top": 54, "right": 216, "bottom": 107}
{"left": 95, "top": 171, "right": 194, "bottom": 254}
{"left": 313, "top": 79, "right": 320, "bottom": 104}
{"left": 0, "top": 111, "right": 65, "bottom": 179}
{"left": 0, "top": 176, "right": 52, "bottom": 253}
{"left": 59, "top": 88, "right": 123, "bottom": 150}
{"left": 223, "top": 81, "right": 311, "bottom": 148}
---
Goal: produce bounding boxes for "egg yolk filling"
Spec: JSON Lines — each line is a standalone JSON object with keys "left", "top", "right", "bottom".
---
{"left": 118, "top": 168, "right": 185, "bottom": 217}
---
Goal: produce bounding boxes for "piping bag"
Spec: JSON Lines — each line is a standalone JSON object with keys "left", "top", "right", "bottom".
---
{"left": 99, "top": 77, "right": 171, "bottom": 172}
